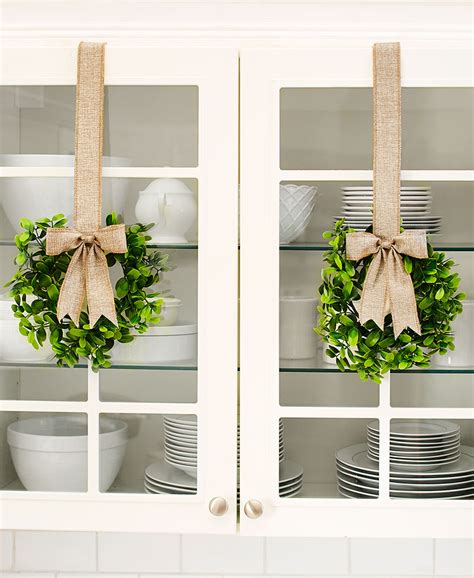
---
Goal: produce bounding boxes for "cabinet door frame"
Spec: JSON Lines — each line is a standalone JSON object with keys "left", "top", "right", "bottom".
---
{"left": 0, "top": 39, "right": 238, "bottom": 534}
{"left": 239, "top": 42, "right": 473, "bottom": 537}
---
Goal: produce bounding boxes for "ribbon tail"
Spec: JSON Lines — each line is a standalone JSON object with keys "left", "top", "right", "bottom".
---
{"left": 358, "top": 251, "right": 388, "bottom": 331}
{"left": 86, "top": 246, "right": 118, "bottom": 327}
{"left": 387, "top": 250, "right": 422, "bottom": 338}
{"left": 57, "top": 246, "right": 86, "bottom": 326}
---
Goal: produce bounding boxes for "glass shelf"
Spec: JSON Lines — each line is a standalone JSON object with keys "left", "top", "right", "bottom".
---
{"left": 0, "top": 240, "right": 198, "bottom": 250}
{"left": 279, "top": 357, "right": 474, "bottom": 375}
{"left": 0, "top": 360, "right": 197, "bottom": 371}
{"left": 280, "top": 242, "right": 474, "bottom": 252}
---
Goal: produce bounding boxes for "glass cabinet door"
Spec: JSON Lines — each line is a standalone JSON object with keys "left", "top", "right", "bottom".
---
{"left": 0, "top": 42, "right": 238, "bottom": 533}
{"left": 240, "top": 43, "right": 473, "bottom": 537}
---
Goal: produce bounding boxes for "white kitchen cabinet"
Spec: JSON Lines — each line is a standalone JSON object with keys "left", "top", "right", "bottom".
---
{"left": 0, "top": 41, "right": 239, "bottom": 533}
{"left": 0, "top": 37, "right": 472, "bottom": 538}
{"left": 239, "top": 44, "right": 473, "bottom": 537}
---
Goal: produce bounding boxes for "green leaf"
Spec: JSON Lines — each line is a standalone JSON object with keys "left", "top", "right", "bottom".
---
{"left": 47, "top": 284, "right": 59, "bottom": 302}
{"left": 322, "top": 231, "right": 333, "bottom": 239}
{"left": 15, "top": 252, "right": 27, "bottom": 266}
{"left": 19, "top": 218, "right": 34, "bottom": 231}
{"left": 343, "top": 281, "right": 353, "bottom": 300}
{"left": 365, "top": 330, "right": 381, "bottom": 347}
{"left": 403, "top": 256, "right": 413, "bottom": 274}
{"left": 435, "top": 287, "right": 445, "bottom": 300}
{"left": 348, "top": 327, "right": 359, "bottom": 347}
{"left": 115, "top": 278, "right": 129, "bottom": 298}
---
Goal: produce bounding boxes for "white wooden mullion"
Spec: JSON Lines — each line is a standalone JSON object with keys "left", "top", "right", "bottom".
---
{"left": 87, "top": 363, "right": 100, "bottom": 494}
{"left": 378, "top": 374, "right": 391, "bottom": 500}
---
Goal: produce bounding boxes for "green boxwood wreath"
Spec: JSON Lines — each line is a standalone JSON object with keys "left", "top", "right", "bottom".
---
{"left": 5, "top": 212, "right": 171, "bottom": 370}
{"left": 316, "top": 219, "right": 465, "bottom": 383}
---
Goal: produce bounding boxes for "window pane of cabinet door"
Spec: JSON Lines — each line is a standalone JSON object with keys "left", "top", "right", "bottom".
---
{"left": 240, "top": 44, "right": 473, "bottom": 537}
{"left": 0, "top": 42, "right": 238, "bottom": 533}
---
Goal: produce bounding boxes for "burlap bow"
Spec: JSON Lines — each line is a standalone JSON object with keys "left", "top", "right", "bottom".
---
{"left": 46, "top": 42, "right": 127, "bottom": 327}
{"left": 346, "top": 43, "right": 427, "bottom": 338}
{"left": 46, "top": 225, "right": 127, "bottom": 327}
{"left": 346, "top": 231, "right": 427, "bottom": 338}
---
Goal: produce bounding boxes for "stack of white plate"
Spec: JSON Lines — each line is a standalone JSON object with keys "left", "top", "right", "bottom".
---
{"left": 144, "top": 459, "right": 305, "bottom": 502}
{"left": 336, "top": 443, "right": 473, "bottom": 500}
{"left": 163, "top": 415, "right": 198, "bottom": 478}
{"left": 335, "top": 187, "right": 441, "bottom": 233}
{"left": 367, "top": 420, "right": 461, "bottom": 472}
{"left": 145, "top": 417, "right": 304, "bottom": 500}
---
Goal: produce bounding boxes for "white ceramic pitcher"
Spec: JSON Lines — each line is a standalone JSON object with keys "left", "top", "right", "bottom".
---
{"left": 135, "top": 178, "right": 197, "bottom": 243}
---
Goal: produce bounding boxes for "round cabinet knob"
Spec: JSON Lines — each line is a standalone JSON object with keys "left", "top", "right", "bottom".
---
{"left": 244, "top": 500, "right": 263, "bottom": 519}
{"left": 209, "top": 497, "right": 228, "bottom": 517}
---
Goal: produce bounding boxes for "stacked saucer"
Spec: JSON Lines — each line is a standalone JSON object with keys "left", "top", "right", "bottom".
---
{"left": 367, "top": 420, "right": 461, "bottom": 472}
{"left": 278, "top": 460, "right": 305, "bottom": 497}
{"left": 335, "top": 187, "right": 441, "bottom": 233}
{"left": 145, "top": 460, "right": 197, "bottom": 495}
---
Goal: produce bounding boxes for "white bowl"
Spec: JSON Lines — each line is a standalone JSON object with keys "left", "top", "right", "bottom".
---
{"left": 434, "top": 300, "right": 474, "bottom": 367}
{"left": 0, "top": 154, "right": 131, "bottom": 233}
{"left": 280, "top": 184, "right": 317, "bottom": 244}
{"left": 7, "top": 415, "right": 128, "bottom": 492}
{"left": 157, "top": 297, "right": 182, "bottom": 326}
{"left": 111, "top": 322, "right": 197, "bottom": 364}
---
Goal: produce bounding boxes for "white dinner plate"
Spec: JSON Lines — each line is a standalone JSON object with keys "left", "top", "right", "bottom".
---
{"left": 367, "top": 435, "right": 461, "bottom": 450}
{"left": 144, "top": 480, "right": 196, "bottom": 495}
{"left": 146, "top": 460, "right": 198, "bottom": 488}
{"left": 336, "top": 444, "right": 473, "bottom": 477}
{"left": 368, "top": 420, "right": 460, "bottom": 438}
{"left": 342, "top": 187, "right": 431, "bottom": 192}
{"left": 367, "top": 442, "right": 461, "bottom": 457}
{"left": 279, "top": 460, "right": 305, "bottom": 483}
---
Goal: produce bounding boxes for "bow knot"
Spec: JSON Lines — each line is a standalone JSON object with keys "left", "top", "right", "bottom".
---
{"left": 346, "top": 229, "right": 428, "bottom": 338}
{"left": 46, "top": 224, "right": 127, "bottom": 327}
{"left": 81, "top": 234, "right": 96, "bottom": 246}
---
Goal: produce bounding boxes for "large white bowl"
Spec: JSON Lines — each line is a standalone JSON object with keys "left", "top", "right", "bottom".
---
{"left": 155, "top": 297, "right": 182, "bottom": 326}
{"left": 280, "top": 184, "right": 317, "bottom": 244}
{"left": 7, "top": 415, "right": 128, "bottom": 492}
{"left": 111, "top": 322, "right": 197, "bottom": 364}
{"left": 0, "top": 154, "right": 131, "bottom": 233}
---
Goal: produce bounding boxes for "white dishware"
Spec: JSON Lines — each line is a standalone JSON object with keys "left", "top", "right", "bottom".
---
{"left": 135, "top": 178, "right": 197, "bottom": 243}
{"left": 279, "top": 296, "right": 318, "bottom": 359}
{"left": 0, "top": 154, "right": 130, "bottom": 233}
{"left": 111, "top": 322, "right": 197, "bottom": 363}
{"left": 7, "top": 415, "right": 128, "bottom": 492}
{"left": 280, "top": 184, "right": 317, "bottom": 244}
{"left": 0, "top": 296, "right": 53, "bottom": 362}
{"left": 151, "top": 297, "right": 182, "bottom": 326}
{"left": 434, "top": 300, "right": 473, "bottom": 367}
{"left": 368, "top": 419, "right": 460, "bottom": 438}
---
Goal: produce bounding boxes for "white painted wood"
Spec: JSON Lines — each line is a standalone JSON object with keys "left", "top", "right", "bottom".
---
{"left": 0, "top": 42, "right": 238, "bottom": 533}
{"left": 240, "top": 44, "right": 473, "bottom": 537}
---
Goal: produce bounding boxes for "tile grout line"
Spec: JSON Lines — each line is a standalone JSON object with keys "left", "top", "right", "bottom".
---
{"left": 263, "top": 536, "right": 267, "bottom": 574}
{"left": 432, "top": 537, "right": 437, "bottom": 576}
{"left": 346, "top": 536, "right": 351, "bottom": 576}
{"left": 12, "top": 529, "right": 16, "bottom": 571}
{"left": 95, "top": 531, "right": 99, "bottom": 572}
{"left": 178, "top": 533, "right": 183, "bottom": 573}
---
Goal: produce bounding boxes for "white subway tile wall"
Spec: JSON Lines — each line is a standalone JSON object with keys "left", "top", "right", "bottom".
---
{"left": 0, "top": 532, "right": 472, "bottom": 576}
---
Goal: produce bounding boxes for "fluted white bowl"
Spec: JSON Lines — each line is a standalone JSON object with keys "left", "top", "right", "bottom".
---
{"left": 0, "top": 154, "right": 131, "bottom": 233}
{"left": 280, "top": 184, "right": 317, "bottom": 244}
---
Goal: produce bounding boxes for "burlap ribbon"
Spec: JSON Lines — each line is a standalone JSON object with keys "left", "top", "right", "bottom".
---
{"left": 346, "top": 43, "right": 427, "bottom": 338}
{"left": 46, "top": 42, "right": 127, "bottom": 327}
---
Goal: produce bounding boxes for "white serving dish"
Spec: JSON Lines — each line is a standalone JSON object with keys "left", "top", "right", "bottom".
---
{"left": 111, "top": 322, "right": 197, "bottom": 363}
{"left": 280, "top": 184, "right": 317, "bottom": 244}
{"left": 7, "top": 415, "right": 128, "bottom": 492}
{"left": 0, "top": 154, "right": 130, "bottom": 233}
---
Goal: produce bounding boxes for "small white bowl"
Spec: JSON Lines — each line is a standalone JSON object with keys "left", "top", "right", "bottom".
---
{"left": 7, "top": 415, "right": 128, "bottom": 492}
{"left": 280, "top": 184, "right": 318, "bottom": 244}
{"left": 157, "top": 297, "right": 182, "bottom": 326}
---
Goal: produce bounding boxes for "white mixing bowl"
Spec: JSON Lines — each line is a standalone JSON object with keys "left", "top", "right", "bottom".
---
{"left": 7, "top": 415, "right": 128, "bottom": 492}
{"left": 0, "top": 154, "right": 131, "bottom": 233}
